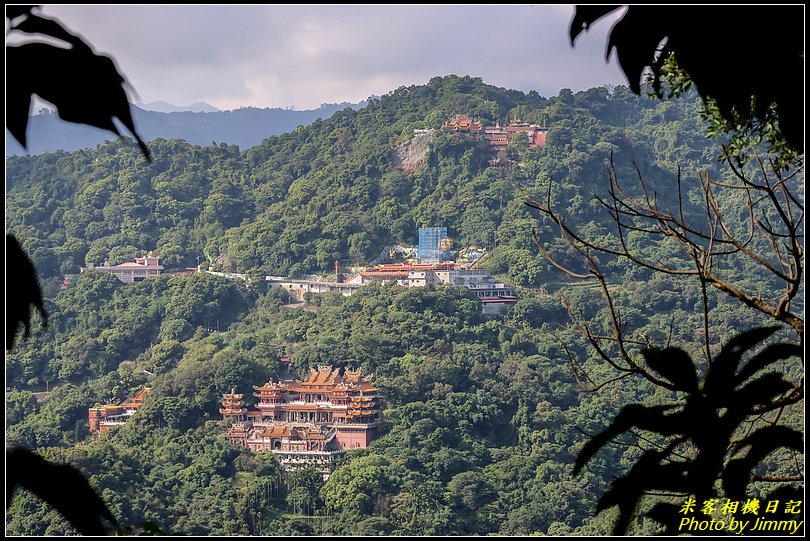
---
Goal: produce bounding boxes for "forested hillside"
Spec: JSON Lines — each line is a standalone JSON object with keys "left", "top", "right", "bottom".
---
{"left": 6, "top": 76, "right": 803, "bottom": 535}
{"left": 7, "top": 75, "right": 715, "bottom": 282}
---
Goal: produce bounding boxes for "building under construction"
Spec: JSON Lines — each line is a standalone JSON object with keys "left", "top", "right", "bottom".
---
{"left": 418, "top": 227, "right": 452, "bottom": 263}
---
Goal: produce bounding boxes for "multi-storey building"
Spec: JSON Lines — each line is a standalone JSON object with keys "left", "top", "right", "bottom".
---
{"left": 348, "top": 263, "right": 517, "bottom": 314}
{"left": 491, "top": 120, "right": 548, "bottom": 147}
{"left": 264, "top": 277, "right": 364, "bottom": 301}
{"left": 222, "top": 366, "right": 381, "bottom": 475}
{"left": 418, "top": 227, "right": 452, "bottom": 263}
{"left": 82, "top": 253, "right": 163, "bottom": 283}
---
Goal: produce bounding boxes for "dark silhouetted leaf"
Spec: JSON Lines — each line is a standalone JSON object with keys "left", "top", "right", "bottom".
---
{"left": 643, "top": 346, "right": 699, "bottom": 393}
{"left": 703, "top": 326, "right": 779, "bottom": 399}
{"left": 569, "top": 6, "right": 621, "bottom": 45}
{"left": 735, "top": 343, "right": 802, "bottom": 385}
{"left": 6, "top": 235, "right": 47, "bottom": 350}
{"left": 647, "top": 502, "right": 682, "bottom": 534}
{"left": 7, "top": 448, "right": 117, "bottom": 535}
{"left": 723, "top": 426, "right": 803, "bottom": 501}
{"left": 6, "top": 12, "right": 150, "bottom": 160}
{"left": 574, "top": 404, "right": 679, "bottom": 474}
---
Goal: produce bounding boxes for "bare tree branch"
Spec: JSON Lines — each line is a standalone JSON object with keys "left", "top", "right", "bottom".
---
{"left": 528, "top": 155, "right": 804, "bottom": 344}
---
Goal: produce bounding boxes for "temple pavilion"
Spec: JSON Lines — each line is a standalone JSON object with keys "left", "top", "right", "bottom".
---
{"left": 221, "top": 365, "right": 381, "bottom": 475}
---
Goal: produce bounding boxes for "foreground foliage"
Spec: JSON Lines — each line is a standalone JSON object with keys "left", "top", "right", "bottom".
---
{"left": 575, "top": 328, "right": 803, "bottom": 534}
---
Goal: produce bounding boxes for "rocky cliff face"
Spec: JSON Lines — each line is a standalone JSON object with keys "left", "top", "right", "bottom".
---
{"left": 389, "top": 130, "right": 435, "bottom": 175}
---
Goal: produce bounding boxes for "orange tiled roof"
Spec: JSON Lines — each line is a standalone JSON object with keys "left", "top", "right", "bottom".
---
{"left": 281, "top": 403, "right": 322, "bottom": 411}
{"left": 302, "top": 366, "right": 343, "bottom": 386}
{"left": 121, "top": 387, "right": 151, "bottom": 409}
{"left": 256, "top": 425, "right": 293, "bottom": 438}
{"left": 220, "top": 407, "right": 247, "bottom": 415}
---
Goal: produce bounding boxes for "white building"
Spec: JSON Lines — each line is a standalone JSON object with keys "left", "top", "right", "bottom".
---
{"left": 266, "top": 278, "right": 365, "bottom": 302}
{"left": 82, "top": 254, "right": 163, "bottom": 283}
{"left": 268, "top": 264, "right": 517, "bottom": 314}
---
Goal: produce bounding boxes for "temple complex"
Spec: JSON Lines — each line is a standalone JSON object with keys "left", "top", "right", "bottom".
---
{"left": 441, "top": 114, "right": 483, "bottom": 134}
{"left": 222, "top": 366, "right": 381, "bottom": 475}
{"left": 441, "top": 115, "right": 548, "bottom": 149}
{"left": 88, "top": 386, "right": 152, "bottom": 434}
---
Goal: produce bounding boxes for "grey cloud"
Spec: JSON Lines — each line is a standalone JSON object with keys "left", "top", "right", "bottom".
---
{"left": 40, "top": 5, "right": 626, "bottom": 110}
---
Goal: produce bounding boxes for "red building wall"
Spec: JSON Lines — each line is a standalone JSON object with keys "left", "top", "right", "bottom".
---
{"left": 88, "top": 409, "right": 103, "bottom": 433}
{"left": 335, "top": 426, "right": 372, "bottom": 450}
{"left": 532, "top": 130, "right": 547, "bottom": 147}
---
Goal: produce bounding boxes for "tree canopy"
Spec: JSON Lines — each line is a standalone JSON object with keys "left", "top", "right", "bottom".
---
{"left": 7, "top": 73, "right": 803, "bottom": 534}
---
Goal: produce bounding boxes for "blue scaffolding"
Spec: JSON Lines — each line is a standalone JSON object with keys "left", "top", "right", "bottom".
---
{"left": 418, "top": 227, "right": 450, "bottom": 263}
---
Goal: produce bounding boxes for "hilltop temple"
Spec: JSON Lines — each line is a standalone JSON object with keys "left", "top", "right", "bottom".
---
{"left": 441, "top": 114, "right": 483, "bottom": 133}
{"left": 441, "top": 114, "right": 548, "bottom": 148}
{"left": 221, "top": 365, "right": 381, "bottom": 474}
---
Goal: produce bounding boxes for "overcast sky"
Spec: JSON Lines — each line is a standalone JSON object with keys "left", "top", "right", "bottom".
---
{"left": 38, "top": 5, "right": 628, "bottom": 111}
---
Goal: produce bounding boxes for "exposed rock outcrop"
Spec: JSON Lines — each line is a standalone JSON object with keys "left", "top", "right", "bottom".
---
{"left": 390, "top": 129, "right": 435, "bottom": 175}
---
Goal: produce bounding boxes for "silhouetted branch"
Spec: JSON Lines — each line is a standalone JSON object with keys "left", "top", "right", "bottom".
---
{"left": 528, "top": 154, "right": 804, "bottom": 347}
{"left": 573, "top": 329, "right": 803, "bottom": 535}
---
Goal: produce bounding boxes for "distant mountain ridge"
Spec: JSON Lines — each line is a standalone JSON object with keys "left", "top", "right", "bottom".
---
{"left": 138, "top": 101, "right": 221, "bottom": 113}
{"left": 5, "top": 101, "right": 366, "bottom": 156}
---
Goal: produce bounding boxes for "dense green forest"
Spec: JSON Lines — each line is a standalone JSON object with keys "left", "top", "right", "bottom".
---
{"left": 6, "top": 76, "right": 803, "bottom": 535}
